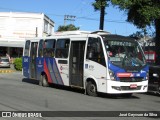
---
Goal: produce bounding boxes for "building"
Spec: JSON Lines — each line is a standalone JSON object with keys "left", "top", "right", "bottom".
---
{"left": 0, "top": 12, "right": 54, "bottom": 58}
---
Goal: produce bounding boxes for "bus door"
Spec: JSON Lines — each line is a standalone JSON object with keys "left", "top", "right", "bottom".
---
{"left": 23, "top": 40, "right": 30, "bottom": 78}
{"left": 29, "top": 42, "right": 38, "bottom": 79}
{"left": 84, "top": 36, "right": 107, "bottom": 92}
{"left": 69, "top": 41, "right": 86, "bottom": 87}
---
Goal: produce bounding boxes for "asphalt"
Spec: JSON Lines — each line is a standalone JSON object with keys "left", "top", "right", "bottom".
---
{"left": 0, "top": 72, "right": 159, "bottom": 120}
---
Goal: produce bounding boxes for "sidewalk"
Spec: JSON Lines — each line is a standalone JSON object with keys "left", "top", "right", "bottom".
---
{"left": 0, "top": 64, "right": 16, "bottom": 73}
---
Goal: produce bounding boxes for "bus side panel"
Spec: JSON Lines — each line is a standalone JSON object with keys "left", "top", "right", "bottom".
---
{"left": 36, "top": 57, "right": 44, "bottom": 80}
{"left": 55, "top": 59, "right": 69, "bottom": 86}
{"left": 22, "top": 56, "right": 30, "bottom": 78}
{"left": 84, "top": 60, "right": 107, "bottom": 93}
{"left": 43, "top": 57, "right": 64, "bottom": 85}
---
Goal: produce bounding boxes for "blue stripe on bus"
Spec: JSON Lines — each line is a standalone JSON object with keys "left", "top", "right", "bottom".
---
{"left": 36, "top": 57, "right": 44, "bottom": 80}
{"left": 44, "top": 58, "right": 64, "bottom": 85}
{"left": 53, "top": 59, "right": 64, "bottom": 85}
{"left": 46, "top": 58, "right": 58, "bottom": 84}
{"left": 108, "top": 61, "right": 148, "bottom": 81}
{"left": 22, "top": 56, "right": 30, "bottom": 78}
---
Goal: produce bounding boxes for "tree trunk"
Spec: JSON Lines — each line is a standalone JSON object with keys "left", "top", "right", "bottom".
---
{"left": 99, "top": 2, "right": 105, "bottom": 30}
{"left": 155, "top": 18, "right": 160, "bottom": 65}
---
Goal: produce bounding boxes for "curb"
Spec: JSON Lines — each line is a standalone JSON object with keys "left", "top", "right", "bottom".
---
{"left": 0, "top": 70, "right": 15, "bottom": 73}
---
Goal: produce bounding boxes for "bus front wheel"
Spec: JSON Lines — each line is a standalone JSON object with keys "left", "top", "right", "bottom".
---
{"left": 86, "top": 81, "right": 97, "bottom": 97}
{"left": 41, "top": 74, "right": 49, "bottom": 87}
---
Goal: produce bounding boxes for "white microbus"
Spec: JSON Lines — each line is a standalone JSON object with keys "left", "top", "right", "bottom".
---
{"left": 23, "top": 30, "right": 149, "bottom": 97}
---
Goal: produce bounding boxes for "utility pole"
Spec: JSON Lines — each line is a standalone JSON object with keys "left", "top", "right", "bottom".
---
{"left": 64, "top": 15, "right": 76, "bottom": 26}
{"left": 35, "top": 27, "right": 38, "bottom": 37}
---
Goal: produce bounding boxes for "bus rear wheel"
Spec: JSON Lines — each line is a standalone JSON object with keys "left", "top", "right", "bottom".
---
{"left": 41, "top": 74, "right": 49, "bottom": 87}
{"left": 86, "top": 81, "right": 97, "bottom": 97}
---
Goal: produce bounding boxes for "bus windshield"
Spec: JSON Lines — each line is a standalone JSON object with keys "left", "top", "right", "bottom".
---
{"left": 103, "top": 36, "right": 146, "bottom": 68}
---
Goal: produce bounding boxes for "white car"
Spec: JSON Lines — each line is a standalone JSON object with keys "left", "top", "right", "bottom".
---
{"left": 0, "top": 57, "right": 10, "bottom": 68}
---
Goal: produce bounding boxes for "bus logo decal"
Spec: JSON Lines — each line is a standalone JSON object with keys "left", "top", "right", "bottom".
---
{"left": 24, "top": 58, "right": 28, "bottom": 62}
{"left": 39, "top": 60, "right": 42, "bottom": 64}
{"left": 85, "top": 64, "right": 88, "bottom": 69}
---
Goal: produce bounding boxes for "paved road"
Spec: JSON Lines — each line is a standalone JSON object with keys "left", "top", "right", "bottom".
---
{"left": 0, "top": 72, "right": 160, "bottom": 120}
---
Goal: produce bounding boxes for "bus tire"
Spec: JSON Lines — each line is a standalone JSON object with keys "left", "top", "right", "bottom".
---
{"left": 41, "top": 74, "right": 49, "bottom": 87}
{"left": 86, "top": 81, "right": 97, "bottom": 97}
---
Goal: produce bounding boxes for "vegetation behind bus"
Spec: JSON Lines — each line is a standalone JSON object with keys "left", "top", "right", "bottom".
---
{"left": 57, "top": 24, "right": 79, "bottom": 32}
{"left": 14, "top": 57, "right": 22, "bottom": 71}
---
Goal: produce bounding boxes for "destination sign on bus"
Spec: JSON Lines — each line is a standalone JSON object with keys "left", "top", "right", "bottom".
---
{"left": 109, "top": 41, "right": 134, "bottom": 46}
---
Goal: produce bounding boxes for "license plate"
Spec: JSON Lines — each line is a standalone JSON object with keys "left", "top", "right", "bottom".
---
{"left": 130, "top": 84, "right": 137, "bottom": 89}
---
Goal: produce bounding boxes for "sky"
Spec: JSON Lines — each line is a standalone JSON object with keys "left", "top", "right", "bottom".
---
{"left": 0, "top": 0, "right": 144, "bottom": 36}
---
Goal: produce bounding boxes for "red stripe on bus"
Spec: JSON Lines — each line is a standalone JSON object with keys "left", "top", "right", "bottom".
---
{"left": 44, "top": 59, "right": 52, "bottom": 83}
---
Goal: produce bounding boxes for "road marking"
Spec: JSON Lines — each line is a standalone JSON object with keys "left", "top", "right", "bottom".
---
{"left": 0, "top": 70, "right": 15, "bottom": 73}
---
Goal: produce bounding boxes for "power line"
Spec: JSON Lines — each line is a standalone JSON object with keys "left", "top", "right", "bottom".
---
{"left": 0, "top": 6, "right": 127, "bottom": 24}
{"left": 77, "top": 16, "right": 126, "bottom": 23}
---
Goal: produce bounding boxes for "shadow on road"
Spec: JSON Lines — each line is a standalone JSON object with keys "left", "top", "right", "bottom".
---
{"left": 22, "top": 78, "right": 141, "bottom": 99}
{"left": 98, "top": 93, "right": 140, "bottom": 99}
{"left": 22, "top": 78, "right": 85, "bottom": 94}
{"left": 145, "top": 92, "right": 160, "bottom": 97}
{"left": 22, "top": 78, "right": 39, "bottom": 85}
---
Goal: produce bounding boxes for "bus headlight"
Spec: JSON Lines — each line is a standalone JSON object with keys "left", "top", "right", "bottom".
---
{"left": 109, "top": 70, "right": 115, "bottom": 80}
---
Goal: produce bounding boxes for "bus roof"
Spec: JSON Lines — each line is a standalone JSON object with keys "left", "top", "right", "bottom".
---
{"left": 101, "top": 34, "right": 136, "bottom": 41}
{"left": 53, "top": 31, "right": 91, "bottom": 36}
{"left": 91, "top": 30, "right": 111, "bottom": 35}
{"left": 52, "top": 30, "right": 111, "bottom": 36}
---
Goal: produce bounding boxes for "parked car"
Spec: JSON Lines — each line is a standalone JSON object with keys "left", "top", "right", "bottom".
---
{"left": 148, "top": 65, "right": 160, "bottom": 95}
{"left": 0, "top": 57, "right": 10, "bottom": 68}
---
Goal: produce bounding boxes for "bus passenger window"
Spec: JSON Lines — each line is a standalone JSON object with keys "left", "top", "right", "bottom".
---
{"left": 86, "top": 37, "right": 106, "bottom": 67}
{"left": 38, "top": 39, "right": 44, "bottom": 57}
{"left": 24, "top": 40, "right": 30, "bottom": 56}
{"left": 43, "top": 39, "right": 56, "bottom": 57}
{"left": 55, "top": 39, "right": 70, "bottom": 58}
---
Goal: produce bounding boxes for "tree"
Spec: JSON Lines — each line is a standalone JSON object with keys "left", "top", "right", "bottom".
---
{"left": 111, "top": 0, "right": 160, "bottom": 65}
{"left": 92, "top": 0, "right": 110, "bottom": 30}
{"left": 57, "top": 24, "right": 79, "bottom": 32}
{"left": 129, "top": 31, "right": 144, "bottom": 40}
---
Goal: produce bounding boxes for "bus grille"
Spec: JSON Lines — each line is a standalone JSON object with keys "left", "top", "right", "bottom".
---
{"left": 121, "top": 86, "right": 141, "bottom": 91}
{"left": 119, "top": 77, "right": 143, "bottom": 82}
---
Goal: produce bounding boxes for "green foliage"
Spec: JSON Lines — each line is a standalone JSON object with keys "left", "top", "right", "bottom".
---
{"left": 57, "top": 24, "right": 79, "bottom": 32}
{"left": 111, "top": 0, "right": 160, "bottom": 28}
{"left": 129, "top": 31, "right": 144, "bottom": 40}
{"left": 92, "top": 0, "right": 109, "bottom": 11}
{"left": 13, "top": 58, "right": 22, "bottom": 71}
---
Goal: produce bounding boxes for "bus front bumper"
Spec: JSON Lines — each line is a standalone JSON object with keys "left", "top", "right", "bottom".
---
{"left": 106, "top": 80, "right": 148, "bottom": 94}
